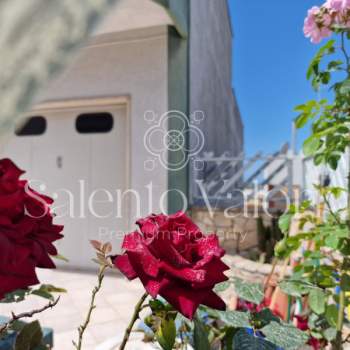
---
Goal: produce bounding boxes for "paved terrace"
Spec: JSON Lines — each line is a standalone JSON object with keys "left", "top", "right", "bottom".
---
{"left": 0, "top": 269, "right": 146, "bottom": 349}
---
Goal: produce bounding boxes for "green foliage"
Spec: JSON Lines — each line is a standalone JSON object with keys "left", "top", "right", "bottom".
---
{"left": 193, "top": 318, "right": 210, "bottom": 350}
{"left": 261, "top": 321, "right": 309, "bottom": 350}
{"left": 14, "top": 321, "right": 44, "bottom": 350}
{"left": 278, "top": 213, "right": 292, "bottom": 233}
{"left": 233, "top": 329, "right": 277, "bottom": 350}
{"left": 142, "top": 294, "right": 307, "bottom": 350}
{"left": 143, "top": 298, "right": 178, "bottom": 350}
{"left": 306, "top": 40, "right": 336, "bottom": 89}
{"left": 197, "top": 306, "right": 307, "bottom": 350}
{"left": 1, "top": 284, "right": 66, "bottom": 304}
{"left": 214, "top": 281, "right": 231, "bottom": 293}
{"left": 279, "top": 279, "right": 319, "bottom": 297}
{"left": 309, "top": 289, "right": 326, "bottom": 315}
{"left": 278, "top": 22, "right": 350, "bottom": 350}
{"left": 294, "top": 37, "right": 350, "bottom": 170}
{"left": 156, "top": 318, "right": 176, "bottom": 350}
{"left": 232, "top": 278, "right": 264, "bottom": 305}
{"left": 215, "top": 310, "right": 250, "bottom": 328}
{"left": 276, "top": 185, "right": 349, "bottom": 346}
{"left": 325, "top": 305, "right": 338, "bottom": 328}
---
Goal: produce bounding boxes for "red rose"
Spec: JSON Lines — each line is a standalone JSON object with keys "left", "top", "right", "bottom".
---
{"left": 114, "top": 212, "right": 229, "bottom": 319}
{"left": 0, "top": 159, "right": 64, "bottom": 299}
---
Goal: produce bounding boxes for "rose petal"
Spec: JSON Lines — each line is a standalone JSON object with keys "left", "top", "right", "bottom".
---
{"left": 160, "top": 261, "right": 206, "bottom": 283}
{"left": 202, "top": 291, "right": 226, "bottom": 311}
{"left": 192, "top": 258, "right": 229, "bottom": 288}
{"left": 114, "top": 254, "right": 138, "bottom": 280}
{"left": 159, "top": 279, "right": 214, "bottom": 319}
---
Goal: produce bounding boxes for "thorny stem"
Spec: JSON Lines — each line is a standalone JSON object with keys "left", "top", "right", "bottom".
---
{"left": 73, "top": 265, "right": 107, "bottom": 350}
{"left": 119, "top": 292, "right": 148, "bottom": 350}
{"left": 0, "top": 297, "right": 60, "bottom": 335}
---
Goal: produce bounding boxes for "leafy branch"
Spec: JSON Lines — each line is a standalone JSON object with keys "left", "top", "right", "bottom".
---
{"left": 0, "top": 297, "right": 59, "bottom": 335}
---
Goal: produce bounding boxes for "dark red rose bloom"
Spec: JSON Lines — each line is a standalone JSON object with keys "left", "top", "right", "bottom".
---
{"left": 114, "top": 212, "right": 229, "bottom": 319}
{"left": 0, "top": 159, "right": 64, "bottom": 299}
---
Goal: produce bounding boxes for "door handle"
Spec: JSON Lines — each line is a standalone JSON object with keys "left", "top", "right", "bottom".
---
{"left": 56, "top": 156, "right": 63, "bottom": 169}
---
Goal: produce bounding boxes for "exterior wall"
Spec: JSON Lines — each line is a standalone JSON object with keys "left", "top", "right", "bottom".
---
{"left": 189, "top": 0, "right": 244, "bottom": 208}
{"left": 189, "top": 0, "right": 243, "bottom": 158}
{"left": 94, "top": 0, "right": 173, "bottom": 35}
{"left": 166, "top": 0, "right": 190, "bottom": 213}
{"left": 36, "top": 26, "right": 169, "bottom": 231}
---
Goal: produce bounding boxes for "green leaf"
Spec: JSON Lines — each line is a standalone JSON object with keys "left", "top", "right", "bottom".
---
{"left": 251, "top": 309, "right": 280, "bottom": 329}
{"left": 323, "top": 327, "right": 337, "bottom": 342}
{"left": 278, "top": 214, "right": 292, "bottom": 233}
{"left": 52, "top": 254, "right": 69, "bottom": 263}
{"left": 309, "top": 289, "right": 326, "bottom": 315}
{"left": 303, "top": 136, "right": 321, "bottom": 156}
{"left": 1, "top": 289, "right": 29, "bottom": 303}
{"left": 274, "top": 239, "right": 290, "bottom": 259}
{"left": 232, "top": 278, "right": 264, "bottom": 305}
{"left": 295, "top": 114, "right": 309, "bottom": 129}
{"left": 328, "top": 60, "right": 343, "bottom": 71}
{"left": 15, "top": 321, "right": 43, "bottom": 350}
{"left": 330, "top": 187, "right": 346, "bottom": 198}
{"left": 327, "top": 154, "right": 341, "bottom": 170}
{"left": 279, "top": 280, "right": 316, "bottom": 297}
{"left": 31, "top": 284, "right": 66, "bottom": 301}
{"left": 234, "top": 329, "right": 277, "bottom": 350}
{"left": 325, "top": 235, "right": 339, "bottom": 249}
{"left": 214, "top": 281, "right": 231, "bottom": 293}
{"left": 320, "top": 71, "right": 331, "bottom": 85}
{"left": 216, "top": 310, "right": 250, "bottom": 328}
{"left": 340, "top": 274, "right": 350, "bottom": 291}
{"left": 339, "top": 79, "right": 350, "bottom": 94}
{"left": 307, "top": 40, "right": 335, "bottom": 83}
{"left": 149, "top": 299, "right": 166, "bottom": 312}
{"left": 193, "top": 318, "right": 210, "bottom": 350}
{"left": 325, "top": 304, "right": 338, "bottom": 327}
{"left": 156, "top": 318, "right": 176, "bottom": 350}
{"left": 314, "top": 153, "right": 325, "bottom": 165}
{"left": 261, "top": 321, "right": 308, "bottom": 350}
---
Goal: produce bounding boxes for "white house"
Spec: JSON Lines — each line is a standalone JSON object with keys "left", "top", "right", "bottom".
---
{"left": 2, "top": 0, "right": 243, "bottom": 269}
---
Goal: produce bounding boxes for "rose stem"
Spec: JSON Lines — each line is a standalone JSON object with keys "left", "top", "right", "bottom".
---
{"left": 73, "top": 265, "right": 107, "bottom": 350}
{"left": 119, "top": 292, "right": 148, "bottom": 350}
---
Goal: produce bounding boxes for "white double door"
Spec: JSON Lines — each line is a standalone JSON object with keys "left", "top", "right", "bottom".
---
{"left": 2, "top": 102, "right": 129, "bottom": 269}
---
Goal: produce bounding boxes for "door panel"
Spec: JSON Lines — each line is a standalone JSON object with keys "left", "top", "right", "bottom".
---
{"left": 89, "top": 106, "right": 128, "bottom": 250}
{"left": 2, "top": 102, "right": 128, "bottom": 269}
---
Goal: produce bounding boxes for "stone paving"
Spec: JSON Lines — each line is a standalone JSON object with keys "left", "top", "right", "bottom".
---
{"left": 0, "top": 256, "right": 282, "bottom": 349}
{"left": 0, "top": 268, "right": 145, "bottom": 349}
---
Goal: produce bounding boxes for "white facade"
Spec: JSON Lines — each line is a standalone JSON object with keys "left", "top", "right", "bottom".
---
{"left": 2, "top": 2, "right": 173, "bottom": 269}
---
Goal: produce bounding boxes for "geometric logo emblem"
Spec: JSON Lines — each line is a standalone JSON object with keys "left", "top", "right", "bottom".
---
{"left": 144, "top": 110, "right": 205, "bottom": 171}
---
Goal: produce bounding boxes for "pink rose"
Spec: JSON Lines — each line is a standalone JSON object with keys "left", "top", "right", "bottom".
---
{"left": 304, "top": 6, "right": 332, "bottom": 43}
{"left": 325, "top": 0, "right": 343, "bottom": 11}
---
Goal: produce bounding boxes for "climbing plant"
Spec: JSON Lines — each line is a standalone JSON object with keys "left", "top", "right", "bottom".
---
{"left": 276, "top": 1, "right": 350, "bottom": 348}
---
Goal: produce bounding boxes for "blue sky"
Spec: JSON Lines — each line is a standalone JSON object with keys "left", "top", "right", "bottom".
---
{"left": 228, "top": 0, "right": 325, "bottom": 156}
